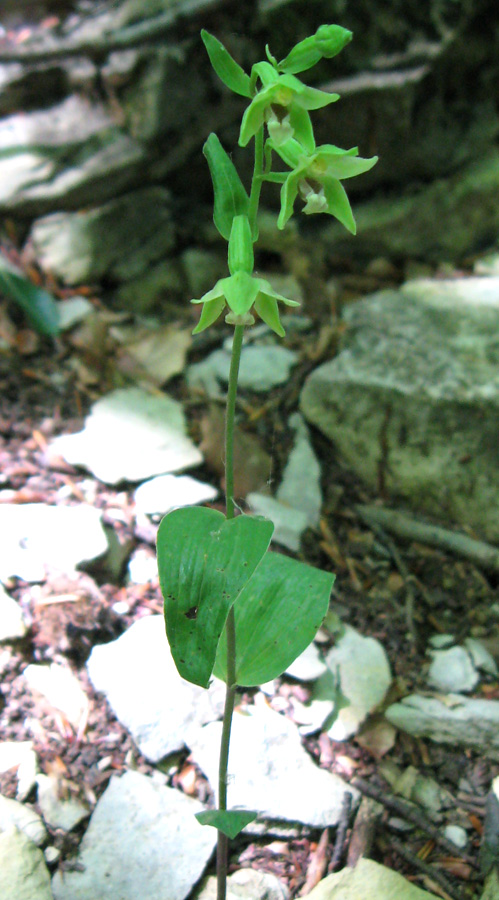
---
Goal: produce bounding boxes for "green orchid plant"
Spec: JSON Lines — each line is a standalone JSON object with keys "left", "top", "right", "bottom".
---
{"left": 156, "top": 24, "right": 377, "bottom": 900}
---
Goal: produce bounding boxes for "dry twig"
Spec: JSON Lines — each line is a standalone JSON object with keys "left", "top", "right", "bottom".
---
{"left": 356, "top": 505, "right": 499, "bottom": 575}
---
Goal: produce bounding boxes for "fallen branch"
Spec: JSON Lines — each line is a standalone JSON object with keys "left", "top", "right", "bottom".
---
{"left": 352, "top": 776, "right": 479, "bottom": 869}
{"left": 356, "top": 505, "right": 499, "bottom": 575}
{"left": 389, "top": 834, "right": 466, "bottom": 900}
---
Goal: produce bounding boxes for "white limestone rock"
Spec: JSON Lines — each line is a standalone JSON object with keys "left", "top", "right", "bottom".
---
{"left": 285, "top": 643, "right": 327, "bottom": 682}
{"left": 386, "top": 693, "right": 499, "bottom": 756}
{"left": 427, "top": 646, "right": 479, "bottom": 693}
{"left": 246, "top": 493, "right": 309, "bottom": 552}
{"left": 23, "top": 663, "right": 88, "bottom": 728}
{"left": 314, "top": 625, "right": 392, "bottom": 740}
{"left": 305, "top": 857, "right": 439, "bottom": 899}
{"left": 189, "top": 702, "right": 357, "bottom": 828}
{"left": 276, "top": 413, "right": 322, "bottom": 528}
{"left": 87, "top": 615, "right": 224, "bottom": 762}
{"left": 0, "top": 585, "right": 27, "bottom": 641}
{"left": 0, "top": 828, "right": 53, "bottom": 900}
{"left": 194, "top": 868, "right": 289, "bottom": 900}
{"left": 36, "top": 773, "right": 89, "bottom": 831}
{"left": 0, "top": 740, "right": 38, "bottom": 800}
{"left": 0, "top": 503, "right": 109, "bottom": 582}
{"left": 134, "top": 473, "right": 217, "bottom": 516}
{"left": 0, "top": 794, "right": 47, "bottom": 846}
{"left": 50, "top": 387, "right": 202, "bottom": 484}
{"left": 51, "top": 771, "right": 216, "bottom": 900}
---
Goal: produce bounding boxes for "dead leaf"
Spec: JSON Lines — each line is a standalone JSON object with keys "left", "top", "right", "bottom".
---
{"left": 200, "top": 404, "right": 272, "bottom": 498}
{"left": 115, "top": 323, "right": 191, "bottom": 386}
{"left": 356, "top": 715, "right": 397, "bottom": 758}
{"left": 300, "top": 828, "right": 329, "bottom": 895}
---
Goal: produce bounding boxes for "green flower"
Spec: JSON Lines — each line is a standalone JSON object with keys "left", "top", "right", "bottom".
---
{"left": 192, "top": 271, "right": 299, "bottom": 337}
{"left": 273, "top": 140, "right": 378, "bottom": 231}
{"left": 239, "top": 63, "right": 338, "bottom": 153}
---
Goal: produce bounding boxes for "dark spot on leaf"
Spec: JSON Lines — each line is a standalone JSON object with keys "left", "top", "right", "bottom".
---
{"left": 185, "top": 606, "right": 199, "bottom": 620}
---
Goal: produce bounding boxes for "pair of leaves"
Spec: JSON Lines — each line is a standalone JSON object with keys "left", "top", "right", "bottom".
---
{"left": 157, "top": 506, "right": 334, "bottom": 689}
{"left": 0, "top": 254, "right": 60, "bottom": 336}
{"left": 157, "top": 507, "right": 273, "bottom": 688}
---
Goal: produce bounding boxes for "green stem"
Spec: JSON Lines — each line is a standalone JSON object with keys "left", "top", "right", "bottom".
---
{"left": 217, "top": 323, "right": 244, "bottom": 900}
{"left": 248, "top": 127, "right": 264, "bottom": 236}
{"left": 224, "top": 324, "right": 245, "bottom": 521}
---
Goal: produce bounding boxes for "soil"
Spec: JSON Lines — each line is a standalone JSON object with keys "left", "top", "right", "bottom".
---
{"left": 0, "top": 262, "right": 497, "bottom": 900}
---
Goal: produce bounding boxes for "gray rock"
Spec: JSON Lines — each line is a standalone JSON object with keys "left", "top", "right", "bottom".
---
{"left": 56, "top": 297, "right": 93, "bottom": 331}
{"left": 301, "top": 277, "right": 499, "bottom": 542}
{"left": 86, "top": 616, "right": 224, "bottom": 762}
{"left": 181, "top": 247, "right": 226, "bottom": 299}
{"left": 386, "top": 693, "right": 499, "bottom": 757}
{"left": 0, "top": 504, "right": 109, "bottom": 582}
{"left": 0, "top": 828, "right": 53, "bottom": 900}
{"left": 315, "top": 626, "right": 392, "bottom": 740}
{"left": 194, "top": 868, "right": 289, "bottom": 900}
{"left": 113, "top": 259, "right": 185, "bottom": 313}
{"left": 134, "top": 473, "right": 217, "bottom": 516}
{"left": 188, "top": 344, "right": 298, "bottom": 396}
{"left": 189, "top": 702, "right": 357, "bottom": 828}
{"left": 36, "top": 774, "right": 89, "bottom": 832}
{"left": 427, "top": 646, "right": 479, "bottom": 693}
{"left": 305, "top": 857, "right": 439, "bottom": 900}
{"left": 24, "top": 663, "right": 88, "bottom": 729}
{"left": 2, "top": 131, "right": 145, "bottom": 218}
{"left": 276, "top": 413, "right": 322, "bottom": 527}
{"left": 444, "top": 824, "right": 468, "bottom": 849}
{"left": 0, "top": 794, "right": 47, "bottom": 846}
{"left": 0, "top": 585, "right": 27, "bottom": 641}
{"left": 318, "top": 149, "right": 499, "bottom": 264}
{"left": 51, "top": 387, "right": 202, "bottom": 485}
{"left": 464, "top": 638, "right": 499, "bottom": 676}
{"left": 31, "top": 188, "right": 174, "bottom": 286}
{"left": 0, "top": 95, "right": 113, "bottom": 152}
{"left": 51, "top": 771, "right": 216, "bottom": 900}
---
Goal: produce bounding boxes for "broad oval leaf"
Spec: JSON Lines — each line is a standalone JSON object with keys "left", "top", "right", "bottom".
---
{"left": 214, "top": 552, "right": 334, "bottom": 686}
{"left": 203, "top": 133, "right": 250, "bottom": 241}
{"left": 157, "top": 507, "right": 273, "bottom": 688}
{"left": 0, "top": 254, "right": 60, "bottom": 336}
{"left": 195, "top": 809, "right": 257, "bottom": 838}
{"left": 201, "top": 30, "right": 251, "bottom": 98}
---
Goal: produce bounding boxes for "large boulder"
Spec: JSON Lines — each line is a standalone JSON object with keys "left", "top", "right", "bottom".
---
{"left": 300, "top": 276, "right": 499, "bottom": 541}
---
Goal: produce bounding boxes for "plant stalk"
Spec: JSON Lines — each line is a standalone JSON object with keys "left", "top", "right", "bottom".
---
{"left": 248, "top": 127, "right": 264, "bottom": 236}
{"left": 217, "top": 322, "right": 245, "bottom": 900}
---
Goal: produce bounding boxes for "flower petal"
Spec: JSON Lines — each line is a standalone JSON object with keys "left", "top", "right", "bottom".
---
{"left": 271, "top": 137, "right": 308, "bottom": 169}
{"left": 320, "top": 151, "right": 378, "bottom": 180}
{"left": 290, "top": 80, "right": 339, "bottom": 110}
{"left": 257, "top": 278, "right": 301, "bottom": 307}
{"left": 192, "top": 294, "right": 227, "bottom": 333}
{"left": 191, "top": 281, "right": 225, "bottom": 305}
{"left": 323, "top": 177, "right": 357, "bottom": 233}
{"left": 277, "top": 168, "right": 301, "bottom": 230}
{"left": 239, "top": 87, "right": 275, "bottom": 146}
{"left": 288, "top": 105, "right": 315, "bottom": 154}
{"left": 254, "top": 295, "right": 285, "bottom": 336}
